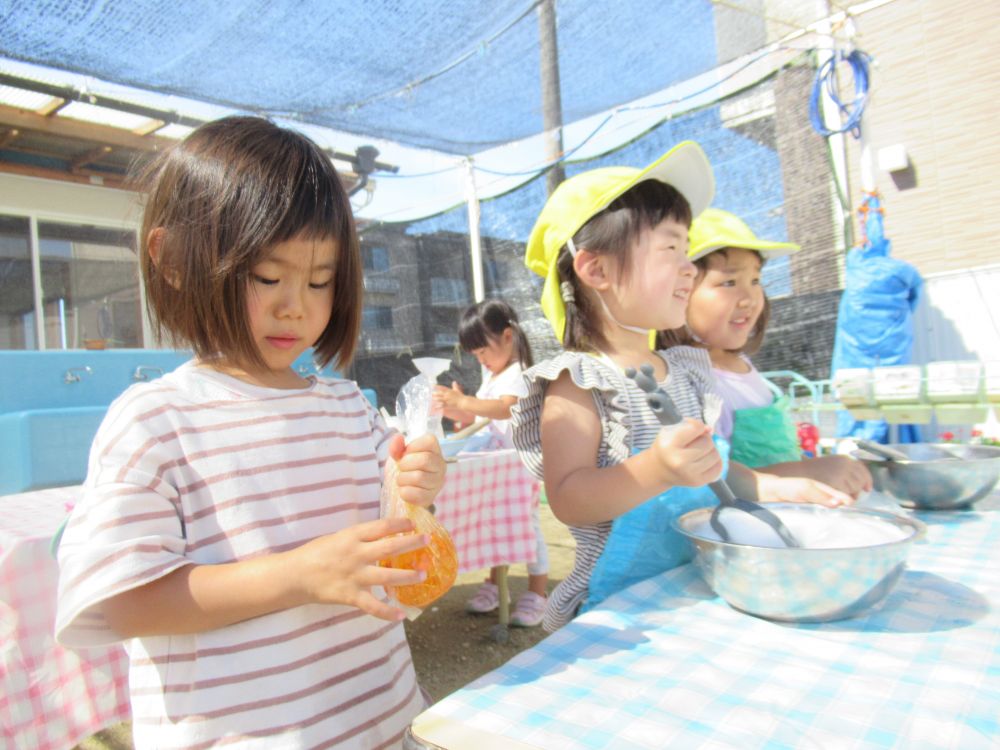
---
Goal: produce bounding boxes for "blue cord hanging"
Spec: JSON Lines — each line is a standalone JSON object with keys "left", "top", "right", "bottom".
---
{"left": 809, "top": 49, "right": 872, "bottom": 138}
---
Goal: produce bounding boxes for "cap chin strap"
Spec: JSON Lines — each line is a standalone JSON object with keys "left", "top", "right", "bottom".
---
{"left": 567, "top": 238, "right": 649, "bottom": 335}
{"left": 597, "top": 291, "right": 649, "bottom": 334}
{"left": 685, "top": 324, "right": 706, "bottom": 344}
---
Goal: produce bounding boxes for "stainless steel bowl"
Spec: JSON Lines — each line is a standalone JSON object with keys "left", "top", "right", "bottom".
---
{"left": 675, "top": 504, "right": 924, "bottom": 623}
{"left": 852, "top": 443, "right": 1000, "bottom": 510}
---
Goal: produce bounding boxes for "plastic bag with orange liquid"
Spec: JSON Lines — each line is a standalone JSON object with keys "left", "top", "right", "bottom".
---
{"left": 379, "top": 457, "right": 458, "bottom": 616}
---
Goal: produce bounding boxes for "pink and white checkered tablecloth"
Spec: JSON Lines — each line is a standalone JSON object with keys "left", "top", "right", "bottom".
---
{"left": 0, "top": 452, "right": 537, "bottom": 746}
{"left": 430, "top": 449, "right": 539, "bottom": 573}
{"left": 1, "top": 486, "right": 130, "bottom": 750}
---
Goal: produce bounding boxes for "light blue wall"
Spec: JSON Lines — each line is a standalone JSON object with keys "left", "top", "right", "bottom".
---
{"left": 0, "top": 349, "right": 376, "bottom": 494}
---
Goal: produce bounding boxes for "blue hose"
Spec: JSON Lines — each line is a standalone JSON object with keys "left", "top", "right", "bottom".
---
{"left": 809, "top": 49, "right": 872, "bottom": 138}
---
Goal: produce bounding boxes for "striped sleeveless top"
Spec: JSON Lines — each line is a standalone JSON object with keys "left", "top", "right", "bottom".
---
{"left": 510, "top": 347, "right": 721, "bottom": 631}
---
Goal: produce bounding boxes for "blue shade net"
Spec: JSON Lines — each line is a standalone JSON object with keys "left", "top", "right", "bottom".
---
{"left": 1, "top": 0, "right": 720, "bottom": 154}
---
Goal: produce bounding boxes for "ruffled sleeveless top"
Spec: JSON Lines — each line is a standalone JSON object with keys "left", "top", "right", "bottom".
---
{"left": 510, "top": 346, "right": 722, "bottom": 630}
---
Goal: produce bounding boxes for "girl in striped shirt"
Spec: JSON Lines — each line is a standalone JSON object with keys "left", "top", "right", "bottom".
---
{"left": 56, "top": 116, "right": 445, "bottom": 749}
{"left": 512, "top": 143, "right": 852, "bottom": 631}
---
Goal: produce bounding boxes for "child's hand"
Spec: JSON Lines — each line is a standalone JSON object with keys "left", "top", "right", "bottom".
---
{"left": 795, "top": 455, "right": 872, "bottom": 498}
{"left": 651, "top": 418, "right": 723, "bottom": 487}
{"left": 756, "top": 473, "right": 855, "bottom": 508}
{"left": 432, "top": 383, "right": 463, "bottom": 410}
{"left": 388, "top": 433, "right": 446, "bottom": 508}
{"left": 292, "top": 517, "right": 430, "bottom": 621}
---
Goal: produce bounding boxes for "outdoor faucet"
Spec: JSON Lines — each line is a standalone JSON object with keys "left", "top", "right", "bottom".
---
{"left": 63, "top": 366, "right": 92, "bottom": 384}
{"left": 132, "top": 366, "right": 164, "bottom": 382}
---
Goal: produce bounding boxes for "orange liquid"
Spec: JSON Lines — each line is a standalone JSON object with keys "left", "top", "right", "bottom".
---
{"left": 382, "top": 526, "right": 458, "bottom": 608}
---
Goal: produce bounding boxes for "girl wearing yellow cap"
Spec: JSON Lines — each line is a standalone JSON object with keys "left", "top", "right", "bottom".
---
{"left": 660, "top": 208, "right": 871, "bottom": 498}
{"left": 511, "top": 145, "right": 852, "bottom": 631}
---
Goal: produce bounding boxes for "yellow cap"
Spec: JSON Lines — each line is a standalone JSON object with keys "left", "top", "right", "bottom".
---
{"left": 689, "top": 207, "right": 800, "bottom": 261}
{"left": 525, "top": 141, "right": 714, "bottom": 342}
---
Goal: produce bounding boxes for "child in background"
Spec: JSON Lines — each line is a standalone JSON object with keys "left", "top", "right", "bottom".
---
{"left": 55, "top": 117, "right": 446, "bottom": 749}
{"left": 659, "top": 207, "right": 871, "bottom": 497}
{"left": 433, "top": 299, "right": 550, "bottom": 627}
{"left": 513, "top": 143, "right": 853, "bottom": 631}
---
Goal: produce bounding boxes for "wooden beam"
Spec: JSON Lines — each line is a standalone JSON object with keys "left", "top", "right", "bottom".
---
{"left": 71, "top": 145, "right": 114, "bottom": 172}
{"left": 0, "top": 160, "right": 128, "bottom": 189}
{"left": 37, "top": 97, "right": 68, "bottom": 117}
{"left": 0, "top": 104, "right": 175, "bottom": 152}
{"left": 0, "top": 127, "right": 20, "bottom": 149}
{"left": 134, "top": 119, "right": 166, "bottom": 136}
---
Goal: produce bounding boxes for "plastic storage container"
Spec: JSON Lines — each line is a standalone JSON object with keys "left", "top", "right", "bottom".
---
{"left": 874, "top": 365, "right": 931, "bottom": 424}
{"left": 832, "top": 368, "right": 881, "bottom": 420}
{"left": 873, "top": 365, "right": 924, "bottom": 403}
{"left": 985, "top": 361, "right": 1000, "bottom": 404}
{"left": 925, "top": 361, "right": 982, "bottom": 403}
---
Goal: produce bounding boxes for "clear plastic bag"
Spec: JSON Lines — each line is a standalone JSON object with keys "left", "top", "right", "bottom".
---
{"left": 395, "top": 357, "right": 451, "bottom": 440}
{"left": 379, "top": 459, "right": 458, "bottom": 613}
{"left": 380, "top": 355, "right": 458, "bottom": 616}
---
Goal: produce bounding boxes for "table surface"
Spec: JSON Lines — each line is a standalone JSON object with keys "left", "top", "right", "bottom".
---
{"left": 0, "top": 450, "right": 537, "bottom": 749}
{"left": 411, "top": 494, "right": 1000, "bottom": 750}
{"left": 435, "top": 449, "right": 539, "bottom": 573}
{"left": 1, "top": 486, "right": 130, "bottom": 750}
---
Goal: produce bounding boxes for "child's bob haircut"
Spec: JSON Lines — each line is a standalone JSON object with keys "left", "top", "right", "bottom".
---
{"left": 136, "top": 116, "right": 362, "bottom": 370}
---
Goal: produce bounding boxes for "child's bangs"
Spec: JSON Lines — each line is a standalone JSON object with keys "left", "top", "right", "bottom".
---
{"left": 615, "top": 180, "right": 692, "bottom": 231}
{"left": 271, "top": 144, "right": 354, "bottom": 248}
{"left": 458, "top": 315, "right": 493, "bottom": 352}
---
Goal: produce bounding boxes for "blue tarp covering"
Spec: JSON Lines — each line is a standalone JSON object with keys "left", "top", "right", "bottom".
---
{"left": 0, "top": 0, "right": 716, "bottom": 154}
{"left": 832, "top": 193, "right": 924, "bottom": 442}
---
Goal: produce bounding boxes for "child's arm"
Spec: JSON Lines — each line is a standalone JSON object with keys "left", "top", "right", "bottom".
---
{"left": 747, "top": 455, "right": 872, "bottom": 498}
{"left": 433, "top": 383, "right": 516, "bottom": 423}
{"left": 726, "top": 462, "right": 854, "bottom": 507}
{"left": 541, "top": 372, "right": 722, "bottom": 526}
{"left": 99, "top": 435, "right": 446, "bottom": 635}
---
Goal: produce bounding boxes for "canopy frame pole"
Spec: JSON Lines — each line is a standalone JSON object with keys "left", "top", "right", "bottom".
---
{"left": 464, "top": 158, "right": 485, "bottom": 303}
{"left": 538, "top": 0, "right": 565, "bottom": 194}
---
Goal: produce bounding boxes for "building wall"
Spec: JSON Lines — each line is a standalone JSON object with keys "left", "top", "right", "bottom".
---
{"left": 754, "top": 0, "right": 1000, "bottom": 379}
{"left": 843, "top": 0, "right": 1000, "bottom": 277}
{"left": 0, "top": 172, "right": 139, "bottom": 228}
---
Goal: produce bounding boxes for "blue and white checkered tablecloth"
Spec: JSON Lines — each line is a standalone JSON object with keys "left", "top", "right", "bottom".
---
{"left": 411, "top": 496, "right": 1000, "bottom": 749}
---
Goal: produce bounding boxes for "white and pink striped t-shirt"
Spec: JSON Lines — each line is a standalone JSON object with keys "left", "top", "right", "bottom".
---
{"left": 56, "top": 361, "right": 425, "bottom": 749}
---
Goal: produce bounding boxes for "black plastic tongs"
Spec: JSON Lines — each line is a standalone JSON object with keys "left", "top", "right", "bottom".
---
{"left": 626, "top": 363, "right": 800, "bottom": 548}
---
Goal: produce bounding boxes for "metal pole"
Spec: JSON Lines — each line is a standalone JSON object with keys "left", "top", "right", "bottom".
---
{"left": 29, "top": 215, "right": 45, "bottom": 349}
{"left": 538, "top": 0, "right": 565, "bottom": 194}
{"left": 464, "top": 159, "right": 485, "bottom": 303}
{"left": 816, "top": 0, "right": 852, "bottom": 282}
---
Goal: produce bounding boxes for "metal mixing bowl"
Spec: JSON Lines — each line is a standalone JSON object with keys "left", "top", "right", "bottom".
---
{"left": 675, "top": 504, "right": 925, "bottom": 623}
{"left": 852, "top": 443, "right": 1000, "bottom": 510}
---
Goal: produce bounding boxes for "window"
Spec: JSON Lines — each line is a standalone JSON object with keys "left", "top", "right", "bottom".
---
{"left": 485, "top": 259, "right": 503, "bottom": 292}
{"left": 430, "top": 277, "right": 468, "bottom": 306}
{"left": 362, "top": 305, "right": 393, "bottom": 329}
{"left": 362, "top": 245, "right": 390, "bottom": 272}
{"left": 0, "top": 216, "right": 142, "bottom": 350}
{"left": 38, "top": 222, "right": 142, "bottom": 349}
{"left": 0, "top": 215, "right": 34, "bottom": 349}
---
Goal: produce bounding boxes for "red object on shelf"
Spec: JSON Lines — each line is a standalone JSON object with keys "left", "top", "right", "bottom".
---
{"left": 797, "top": 422, "right": 820, "bottom": 457}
